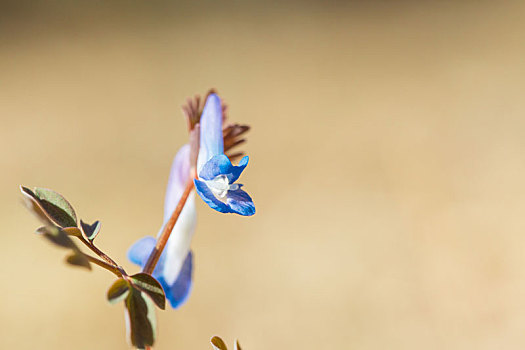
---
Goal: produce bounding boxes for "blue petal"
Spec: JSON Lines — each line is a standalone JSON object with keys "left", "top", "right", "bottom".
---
{"left": 227, "top": 188, "right": 256, "bottom": 216}
{"left": 232, "top": 156, "right": 249, "bottom": 183}
{"left": 127, "top": 236, "right": 156, "bottom": 266}
{"left": 194, "top": 178, "right": 231, "bottom": 213}
{"left": 127, "top": 236, "right": 165, "bottom": 275}
{"left": 194, "top": 178, "right": 255, "bottom": 216}
{"left": 197, "top": 94, "right": 224, "bottom": 171}
{"left": 199, "top": 154, "right": 249, "bottom": 184}
{"left": 128, "top": 237, "right": 193, "bottom": 308}
{"left": 158, "top": 251, "right": 193, "bottom": 308}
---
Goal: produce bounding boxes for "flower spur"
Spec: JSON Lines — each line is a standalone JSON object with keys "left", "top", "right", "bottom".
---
{"left": 128, "top": 144, "right": 196, "bottom": 308}
{"left": 128, "top": 91, "right": 254, "bottom": 308}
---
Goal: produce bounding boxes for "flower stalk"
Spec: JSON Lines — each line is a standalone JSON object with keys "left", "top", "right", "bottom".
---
{"left": 141, "top": 118, "right": 200, "bottom": 276}
{"left": 77, "top": 235, "right": 120, "bottom": 267}
{"left": 83, "top": 254, "right": 123, "bottom": 277}
{"left": 142, "top": 177, "right": 196, "bottom": 275}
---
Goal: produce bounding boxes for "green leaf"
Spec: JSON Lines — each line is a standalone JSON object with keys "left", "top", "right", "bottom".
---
{"left": 124, "top": 288, "right": 156, "bottom": 349}
{"left": 107, "top": 278, "right": 130, "bottom": 304}
{"left": 20, "top": 186, "right": 53, "bottom": 226}
{"left": 130, "top": 273, "right": 166, "bottom": 310}
{"left": 109, "top": 282, "right": 158, "bottom": 349}
{"left": 34, "top": 188, "right": 77, "bottom": 228}
{"left": 20, "top": 186, "right": 78, "bottom": 228}
{"left": 21, "top": 187, "right": 92, "bottom": 271}
{"left": 80, "top": 220, "right": 101, "bottom": 241}
{"left": 211, "top": 336, "right": 228, "bottom": 350}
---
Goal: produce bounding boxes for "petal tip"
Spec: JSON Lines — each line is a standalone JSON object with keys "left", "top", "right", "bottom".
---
{"left": 238, "top": 155, "right": 249, "bottom": 167}
{"left": 161, "top": 251, "right": 193, "bottom": 308}
{"left": 127, "top": 236, "right": 156, "bottom": 266}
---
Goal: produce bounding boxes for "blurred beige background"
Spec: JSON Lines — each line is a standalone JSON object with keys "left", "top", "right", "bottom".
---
{"left": 2, "top": 0, "right": 525, "bottom": 348}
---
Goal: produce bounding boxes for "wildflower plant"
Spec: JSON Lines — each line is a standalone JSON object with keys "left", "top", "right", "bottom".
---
{"left": 20, "top": 90, "right": 254, "bottom": 349}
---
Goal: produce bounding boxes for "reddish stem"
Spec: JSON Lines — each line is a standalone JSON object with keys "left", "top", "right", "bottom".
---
{"left": 77, "top": 235, "right": 120, "bottom": 268}
{"left": 142, "top": 178, "right": 195, "bottom": 275}
{"left": 83, "top": 254, "right": 122, "bottom": 277}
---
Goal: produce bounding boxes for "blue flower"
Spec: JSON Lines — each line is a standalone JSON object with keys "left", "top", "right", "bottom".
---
{"left": 127, "top": 92, "right": 254, "bottom": 307}
{"left": 195, "top": 94, "right": 255, "bottom": 216}
{"left": 128, "top": 144, "right": 196, "bottom": 308}
{"left": 128, "top": 236, "right": 193, "bottom": 308}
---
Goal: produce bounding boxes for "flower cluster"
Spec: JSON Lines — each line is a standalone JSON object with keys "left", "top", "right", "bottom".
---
{"left": 128, "top": 92, "right": 254, "bottom": 308}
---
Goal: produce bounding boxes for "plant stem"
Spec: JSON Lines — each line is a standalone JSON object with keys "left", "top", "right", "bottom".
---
{"left": 84, "top": 254, "right": 123, "bottom": 277}
{"left": 77, "top": 235, "right": 120, "bottom": 267}
{"left": 142, "top": 178, "right": 195, "bottom": 275}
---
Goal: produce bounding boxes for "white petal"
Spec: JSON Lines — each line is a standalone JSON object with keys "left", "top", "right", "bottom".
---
{"left": 161, "top": 194, "right": 197, "bottom": 285}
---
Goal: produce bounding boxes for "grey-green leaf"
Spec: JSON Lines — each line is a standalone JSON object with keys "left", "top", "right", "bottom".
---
{"left": 125, "top": 288, "right": 156, "bottom": 349}
{"left": 34, "top": 188, "right": 77, "bottom": 228}
{"left": 80, "top": 220, "right": 101, "bottom": 241}
{"left": 130, "top": 273, "right": 166, "bottom": 310}
{"left": 211, "top": 336, "right": 228, "bottom": 350}
{"left": 21, "top": 186, "right": 53, "bottom": 225}
{"left": 107, "top": 278, "right": 130, "bottom": 304}
{"left": 21, "top": 186, "right": 78, "bottom": 228}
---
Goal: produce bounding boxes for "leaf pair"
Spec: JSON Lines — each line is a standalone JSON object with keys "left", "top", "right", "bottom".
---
{"left": 20, "top": 186, "right": 105, "bottom": 270}
{"left": 107, "top": 273, "right": 166, "bottom": 349}
{"left": 21, "top": 186, "right": 101, "bottom": 241}
{"left": 21, "top": 186, "right": 95, "bottom": 269}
